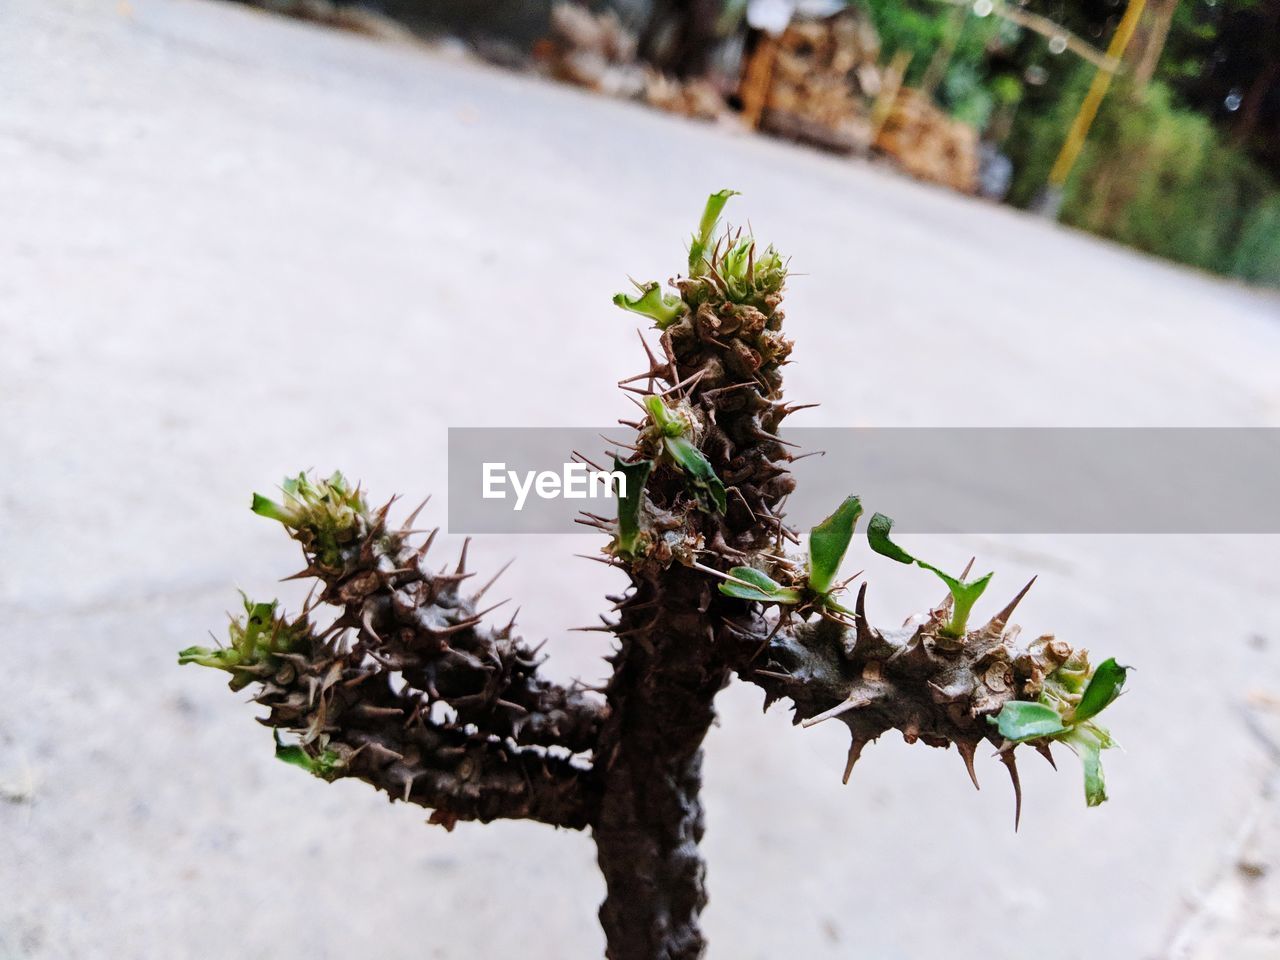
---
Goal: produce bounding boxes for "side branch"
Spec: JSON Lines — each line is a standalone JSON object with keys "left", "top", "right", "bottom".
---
{"left": 182, "top": 474, "right": 605, "bottom": 829}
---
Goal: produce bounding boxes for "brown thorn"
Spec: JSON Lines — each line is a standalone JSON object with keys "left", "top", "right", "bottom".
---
{"left": 474, "top": 598, "right": 510, "bottom": 620}
{"left": 786, "top": 450, "right": 825, "bottom": 464}
{"left": 360, "top": 608, "right": 383, "bottom": 645}
{"left": 801, "top": 697, "right": 869, "bottom": 728}
{"left": 842, "top": 736, "right": 869, "bottom": 785}
{"left": 700, "top": 381, "right": 755, "bottom": 400}
{"left": 575, "top": 553, "right": 623, "bottom": 568}
{"left": 660, "top": 367, "right": 706, "bottom": 399}
{"left": 752, "top": 669, "right": 798, "bottom": 684}
{"left": 416, "top": 528, "right": 439, "bottom": 559}
{"left": 1035, "top": 742, "right": 1057, "bottom": 770}
{"left": 473, "top": 559, "right": 514, "bottom": 602}
{"left": 957, "top": 740, "right": 981, "bottom": 791}
{"left": 985, "top": 576, "right": 1038, "bottom": 633}
{"left": 748, "top": 615, "right": 788, "bottom": 665}
{"left": 455, "top": 538, "right": 471, "bottom": 575}
{"left": 637, "top": 328, "right": 662, "bottom": 369}
{"left": 1000, "top": 751, "right": 1023, "bottom": 831}
{"left": 435, "top": 617, "right": 482, "bottom": 637}
{"left": 571, "top": 450, "right": 607, "bottom": 472}
{"left": 402, "top": 496, "right": 431, "bottom": 530}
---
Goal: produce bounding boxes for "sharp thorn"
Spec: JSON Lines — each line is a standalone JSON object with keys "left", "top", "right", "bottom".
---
{"left": 473, "top": 559, "right": 514, "bottom": 602}
{"left": 801, "top": 698, "right": 869, "bottom": 728}
{"left": 402, "top": 496, "right": 431, "bottom": 530}
{"left": 1000, "top": 751, "right": 1023, "bottom": 831}
{"left": 985, "top": 576, "right": 1038, "bottom": 633}
{"left": 1035, "top": 742, "right": 1057, "bottom": 770}
{"left": 957, "top": 739, "right": 980, "bottom": 790}
{"left": 842, "top": 736, "right": 869, "bottom": 785}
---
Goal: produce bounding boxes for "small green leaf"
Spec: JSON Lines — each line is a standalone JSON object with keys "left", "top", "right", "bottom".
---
{"left": 926, "top": 566, "right": 993, "bottom": 638}
{"left": 644, "top": 395, "right": 687, "bottom": 437}
{"left": 989, "top": 701, "right": 1068, "bottom": 742}
{"left": 612, "top": 456, "right": 652, "bottom": 557}
{"left": 718, "top": 566, "right": 802, "bottom": 604}
{"left": 867, "top": 512, "right": 916, "bottom": 565}
{"left": 613, "top": 281, "right": 683, "bottom": 328}
{"left": 274, "top": 732, "right": 344, "bottom": 781}
{"left": 251, "top": 493, "right": 290, "bottom": 523}
{"left": 1061, "top": 727, "right": 1109, "bottom": 806}
{"left": 808, "top": 496, "right": 863, "bottom": 595}
{"left": 1074, "top": 658, "right": 1130, "bottom": 722}
{"left": 689, "top": 189, "right": 740, "bottom": 274}
{"left": 177, "top": 645, "right": 240, "bottom": 669}
{"left": 867, "top": 512, "right": 992, "bottom": 636}
{"left": 665, "top": 436, "right": 727, "bottom": 513}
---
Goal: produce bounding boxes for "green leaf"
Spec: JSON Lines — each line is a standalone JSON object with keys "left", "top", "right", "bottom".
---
{"left": 177, "top": 645, "right": 240, "bottom": 669}
{"left": 274, "top": 732, "right": 344, "bottom": 781}
{"left": 612, "top": 456, "right": 652, "bottom": 557}
{"left": 665, "top": 436, "right": 727, "bottom": 513}
{"left": 251, "top": 493, "right": 290, "bottom": 523}
{"left": 613, "top": 281, "right": 683, "bottom": 329}
{"left": 1074, "top": 658, "right": 1130, "bottom": 722}
{"left": 867, "top": 512, "right": 916, "bottom": 565}
{"left": 1061, "top": 727, "right": 1109, "bottom": 806}
{"left": 718, "top": 566, "right": 802, "bottom": 604}
{"left": 808, "top": 496, "right": 863, "bottom": 595}
{"left": 925, "top": 566, "right": 993, "bottom": 638}
{"left": 689, "top": 189, "right": 740, "bottom": 274}
{"left": 644, "top": 395, "right": 687, "bottom": 437}
{"left": 867, "top": 512, "right": 992, "bottom": 636}
{"left": 989, "top": 701, "right": 1068, "bottom": 742}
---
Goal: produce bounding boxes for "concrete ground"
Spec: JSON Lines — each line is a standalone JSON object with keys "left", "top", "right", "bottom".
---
{"left": 3, "top": 0, "right": 1280, "bottom": 957}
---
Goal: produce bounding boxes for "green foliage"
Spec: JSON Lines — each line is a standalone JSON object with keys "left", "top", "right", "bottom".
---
{"left": 990, "top": 651, "right": 1128, "bottom": 806}
{"left": 689, "top": 188, "right": 740, "bottom": 274}
{"left": 1073, "top": 657, "right": 1130, "bottom": 722}
{"left": 613, "top": 280, "right": 684, "bottom": 328}
{"left": 866, "top": 512, "right": 992, "bottom": 637}
{"left": 666, "top": 436, "right": 728, "bottom": 513}
{"left": 992, "top": 701, "right": 1067, "bottom": 742}
{"left": 178, "top": 595, "right": 309, "bottom": 691}
{"left": 808, "top": 496, "right": 863, "bottom": 596}
{"left": 611, "top": 456, "right": 653, "bottom": 558}
{"left": 1010, "top": 76, "right": 1280, "bottom": 286}
{"left": 1061, "top": 726, "right": 1112, "bottom": 806}
{"left": 718, "top": 566, "right": 802, "bottom": 604}
{"left": 251, "top": 471, "right": 369, "bottom": 569}
{"left": 644, "top": 395, "right": 727, "bottom": 513}
{"left": 274, "top": 731, "right": 345, "bottom": 781}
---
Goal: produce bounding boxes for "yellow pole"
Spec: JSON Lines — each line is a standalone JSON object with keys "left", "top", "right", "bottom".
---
{"left": 1046, "top": 0, "right": 1147, "bottom": 188}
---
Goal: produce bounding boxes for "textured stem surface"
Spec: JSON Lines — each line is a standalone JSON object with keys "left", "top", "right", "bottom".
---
{"left": 593, "top": 572, "right": 728, "bottom": 960}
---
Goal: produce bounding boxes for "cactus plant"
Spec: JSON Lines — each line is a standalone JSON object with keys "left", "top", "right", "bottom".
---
{"left": 180, "top": 192, "right": 1128, "bottom": 959}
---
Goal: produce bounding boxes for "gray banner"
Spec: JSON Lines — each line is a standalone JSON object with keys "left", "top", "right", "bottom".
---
{"left": 447, "top": 427, "right": 1280, "bottom": 534}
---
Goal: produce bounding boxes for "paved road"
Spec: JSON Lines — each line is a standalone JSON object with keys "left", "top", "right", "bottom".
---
{"left": 3, "top": 1, "right": 1280, "bottom": 958}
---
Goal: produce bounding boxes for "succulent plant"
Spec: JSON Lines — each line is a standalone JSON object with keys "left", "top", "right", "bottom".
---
{"left": 182, "top": 192, "right": 1129, "bottom": 960}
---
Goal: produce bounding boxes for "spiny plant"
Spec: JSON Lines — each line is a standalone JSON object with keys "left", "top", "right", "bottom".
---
{"left": 181, "top": 191, "right": 1129, "bottom": 960}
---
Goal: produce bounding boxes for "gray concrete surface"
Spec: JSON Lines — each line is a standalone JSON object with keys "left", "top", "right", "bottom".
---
{"left": 3, "top": 1, "right": 1280, "bottom": 957}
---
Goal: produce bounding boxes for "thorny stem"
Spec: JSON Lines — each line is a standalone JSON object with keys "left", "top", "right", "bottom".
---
{"left": 184, "top": 194, "right": 1124, "bottom": 960}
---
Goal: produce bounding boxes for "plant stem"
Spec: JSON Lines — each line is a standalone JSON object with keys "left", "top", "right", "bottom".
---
{"left": 593, "top": 576, "right": 728, "bottom": 960}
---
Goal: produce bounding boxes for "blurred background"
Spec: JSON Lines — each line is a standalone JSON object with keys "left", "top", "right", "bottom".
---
{"left": 236, "top": 0, "right": 1280, "bottom": 286}
{"left": 2, "top": 0, "right": 1279, "bottom": 958}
